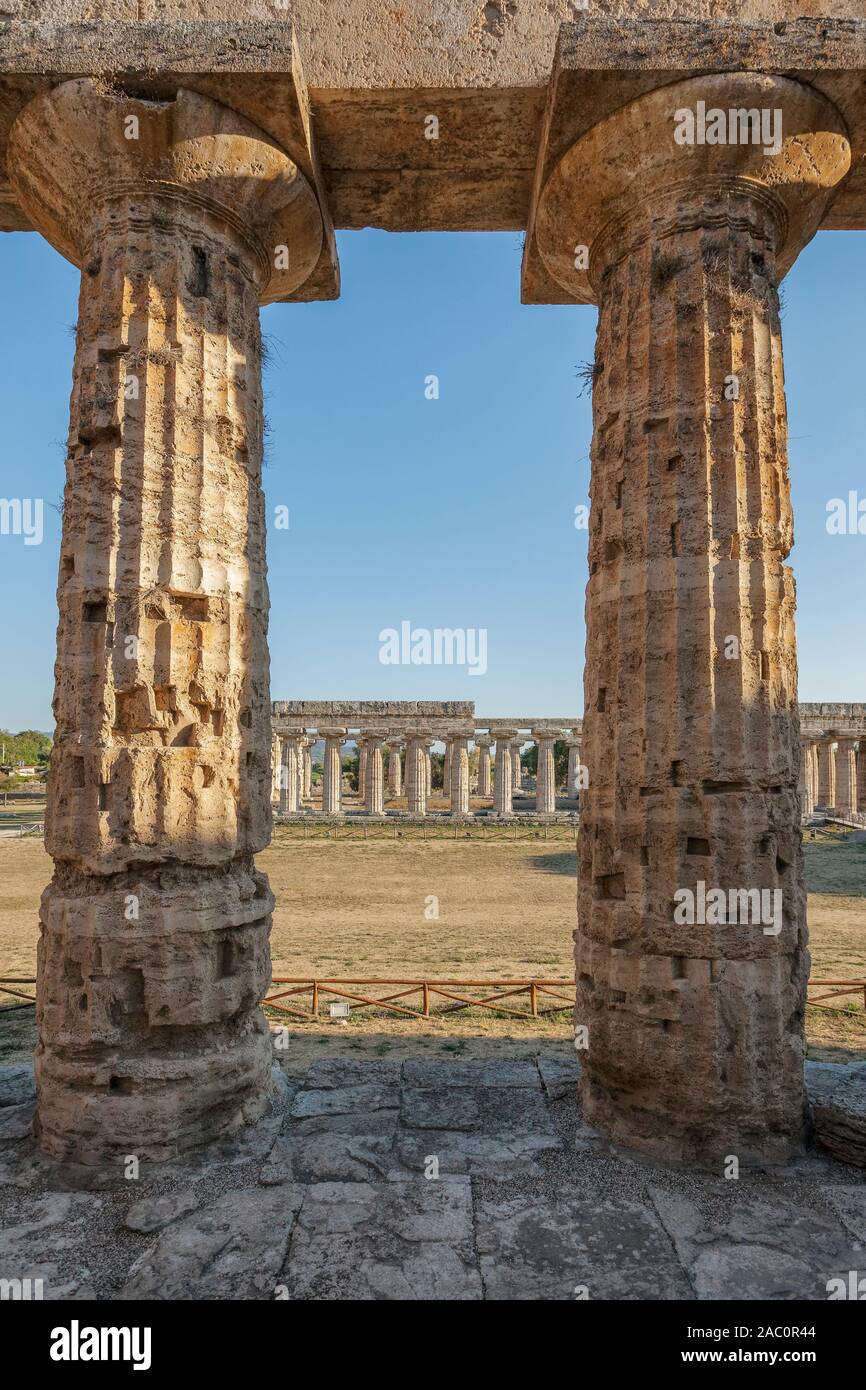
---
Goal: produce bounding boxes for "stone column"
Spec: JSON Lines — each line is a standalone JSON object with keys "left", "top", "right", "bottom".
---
{"left": 511, "top": 741, "right": 523, "bottom": 794}
{"left": 405, "top": 734, "right": 431, "bottom": 816}
{"left": 442, "top": 740, "right": 452, "bottom": 797}
{"left": 449, "top": 736, "right": 470, "bottom": 816}
{"left": 475, "top": 737, "right": 492, "bottom": 797}
{"left": 321, "top": 728, "right": 346, "bottom": 815}
{"left": 322, "top": 728, "right": 346, "bottom": 811}
{"left": 356, "top": 737, "right": 368, "bottom": 802}
{"left": 387, "top": 740, "right": 402, "bottom": 798}
{"left": 799, "top": 738, "right": 814, "bottom": 819}
{"left": 7, "top": 77, "right": 324, "bottom": 1162}
{"left": 817, "top": 742, "right": 836, "bottom": 809}
{"left": 566, "top": 737, "right": 583, "bottom": 797}
{"left": 533, "top": 731, "right": 557, "bottom": 814}
{"left": 857, "top": 744, "right": 866, "bottom": 815}
{"left": 492, "top": 731, "right": 516, "bottom": 816}
{"left": 279, "top": 732, "right": 302, "bottom": 814}
{"left": 535, "top": 73, "right": 850, "bottom": 1160}
{"left": 364, "top": 732, "right": 386, "bottom": 815}
{"left": 301, "top": 739, "right": 312, "bottom": 802}
{"left": 271, "top": 735, "right": 281, "bottom": 802}
{"left": 835, "top": 739, "right": 858, "bottom": 817}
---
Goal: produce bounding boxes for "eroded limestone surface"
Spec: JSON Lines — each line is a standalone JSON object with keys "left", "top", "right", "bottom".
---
{"left": 5, "top": 77, "right": 324, "bottom": 1163}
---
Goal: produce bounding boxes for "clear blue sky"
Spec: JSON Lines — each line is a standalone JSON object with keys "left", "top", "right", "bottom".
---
{"left": 0, "top": 227, "right": 863, "bottom": 732}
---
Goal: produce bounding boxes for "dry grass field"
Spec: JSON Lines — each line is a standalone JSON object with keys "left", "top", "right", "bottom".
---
{"left": 1, "top": 823, "right": 863, "bottom": 1068}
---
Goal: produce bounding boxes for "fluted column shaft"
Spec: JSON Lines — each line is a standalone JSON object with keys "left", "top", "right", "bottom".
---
{"left": 492, "top": 735, "right": 514, "bottom": 816}
{"left": 799, "top": 739, "right": 815, "bottom": 819}
{"left": 322, "top": 731, "right": 345, "bottom": 814}
{"left": 449, "top": 737, "right": 470, "bottom": 816}
{"left": 357, "top": 739, "right": 368, "bottom": 801}
{"left": 857, "top": 746, "right": 866, "bottom": 814}
{"left": 835, "top": 739, "right": 858, "bottom": 816}
{"left": 280, "top": 735, "right": 302, "bottom": 813}
{"left": 364, "top": 736, "right": 385, "bottom": 815}
{"left": 441, "top": 741, "right": 451, "bottom": 798}
{"left": 534, "top": 734, "right": 556, "bottom": 814}
{"left": 476, "top": 738, "right": 492, "bottom": 797}
{"left": 510, "top": 742, "right": 522, "bottom": 793}
{"left": 817, "top": 742, "right": 836, "bottom": 808}
{"left": 387, "top": 742, "right": 402, "bottom": 798}
{"left": 301, "top": 740, "right": 312, "bottom": 801}
{"left": 405, "top": 736, "right": 429, "bottom": 815}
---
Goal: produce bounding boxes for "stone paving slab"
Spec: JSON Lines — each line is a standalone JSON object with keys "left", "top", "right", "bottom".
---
{"left": 0, "top": 1064, "right": 35, "bottom": 1109}
{"left": 402, "top": 1059, "right": 542, "bottom": 1090}
{"left": 536, "top": 1054, "right": 581, "bottom": 1101}
{"left": 0, "top": 1099, "right": 34, "bottom": 1140}
{"left": 475, "top": 1188, "right": 693, "bottom": 1300}
{"left": 267, "top": 1123, "right": 398, "bottom": 1184}
{"left": 290, "top": 1083, "right": 399, "bottom": 1121}
{"left": 649, "top": 1187, "right": 864, "bottom": 1300}
{"left": 806, "top": 1062, "right": 866, "bottom": 1168}
{"left": 822, "top": 1185, "right": 866, "bottom": 1243}
{"left": 282, "top": 1178, "right": 482, "bottom": 1300}
{"left": 120, "top": 1186, "right": 305, "bottom": 1301}
{"left": 0, "top": 1192, "right": 101, "bottom": 1298}
{"left": 301, "top": 1059, "right": 403, "bottom": 1090}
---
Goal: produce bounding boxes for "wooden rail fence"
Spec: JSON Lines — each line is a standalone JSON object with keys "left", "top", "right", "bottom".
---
{"left": 264, "top": 977, "right": 575, "bottom": 1019}
{"left": 2, "top": 976, "right": 865, "bottom": 1021}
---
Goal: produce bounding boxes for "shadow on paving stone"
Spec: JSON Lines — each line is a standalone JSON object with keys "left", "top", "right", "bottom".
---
{"left": 649, "top": 1187, "right": 865, "bottom": 1299}
{"left": 282, "top": 1178, "right": 482, "bottom": 1300}
{"left": 119, "top": 1187, "right": 305, "bottom": 1300}
{"left": 396, "top": 1084, "right": 562, "bottom": 1177}
{"left": 474, "top": 1189, "right": 693, "bottom": 1300}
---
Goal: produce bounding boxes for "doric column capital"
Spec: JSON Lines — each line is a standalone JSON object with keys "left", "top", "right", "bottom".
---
{"left": 536, "top": 72, "right": 850, "bottom": 304}
{"left": 8, "top": 78, "right": 324, "bottom": 304}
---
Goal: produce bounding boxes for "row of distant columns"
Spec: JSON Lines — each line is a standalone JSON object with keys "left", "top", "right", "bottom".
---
{"left": 271, "top": 728, "right": 583, "bottom": 816}
{"left": 801, "top": 737, "right": 866, "bottom": 818}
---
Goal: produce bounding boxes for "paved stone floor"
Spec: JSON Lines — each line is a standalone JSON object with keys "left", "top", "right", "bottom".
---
{"left": 0, "top": 1053, "right": 864, "bottom": 1300}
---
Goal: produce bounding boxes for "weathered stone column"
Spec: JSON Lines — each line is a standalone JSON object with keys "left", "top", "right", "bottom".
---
{"left": 442, "top": 740, "right": 452, "bottom": 798}
{"left": 475, "top": 736, "right": 492, "bottom": 797}
{"left": 533, "top": 731, "right": 557, "bottom": 814}
{"left": 799, "top": 738, "right": 814, "bottom": 819}
{"left": 449, "top": 736, "right": 470, "bottom": 816}
{"left": 536, "top": 73, "right": 850, "bottom": 1160}
{"left": 320, "top": 728, "right": 346, "bottom": 814}
{"left": 387, "top": 740, "right": 403, "bottom": 798}
{"left": 511, "top": 741, "right": 523, "bottom": 794}
{"left": 492, "top": 731, "right": 516, "bottom": 816}
{"left": 279, "top": 732, "right": 302, "bottom": 814}
{"left": 835, "top": 739, "right": 858, "bottom": 817}
{"left": 301, "top": 738, "right": 312, "bottom": 802}
{"left": 857, "top": 744, "right": 866, "bottom": 814}
{"left": 271, "top": 735, "right": 281, "bottom": 802}
{"left": 357, "top": 737, "right": 368, "bottom": 802}
{"left": 364, "top": 731, "right": 386, "bottom": 815}
{"left": 566, "top": 736, "right": 582, "bottom": 797}
{"left": 405, "top": 734, "right": 431, "bottom": 815}
{"left": 817, "top": 742, "right": 836, "bottom": 809}
{"left": 7, "top": 78, "right": 324, "bottom": 1162}
{"left": 425, "top": 747, "right": 432, "bottom": 799}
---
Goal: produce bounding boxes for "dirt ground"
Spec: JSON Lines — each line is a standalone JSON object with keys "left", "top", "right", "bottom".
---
{"left": 1, "top": 824, "right": 863, "bottom": 1067}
